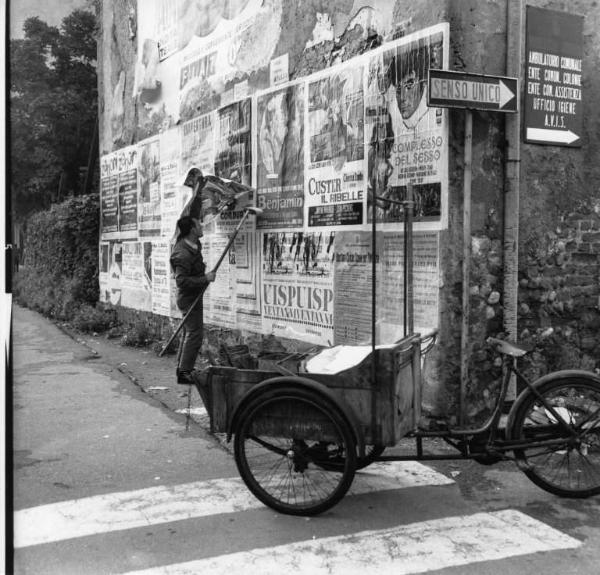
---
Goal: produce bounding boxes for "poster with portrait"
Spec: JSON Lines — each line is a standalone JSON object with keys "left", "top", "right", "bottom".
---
{"left": 306, "top": 65, "right": 366, "bottom": 229}
{"left": 365, "top": 23, "right": 449, "bottom": 228}
{"left": 255, "top": 82, "right": 305, "bottom": 229}
{"left": 138, "top": 136, "right": 162, "bottom": 238}
{"left": 261, "top": 231, "right": 335, "bottom": 345}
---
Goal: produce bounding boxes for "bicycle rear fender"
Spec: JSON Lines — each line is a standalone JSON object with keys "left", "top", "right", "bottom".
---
{"left": 226, "top": 375, "right": 366, "bottom": 458}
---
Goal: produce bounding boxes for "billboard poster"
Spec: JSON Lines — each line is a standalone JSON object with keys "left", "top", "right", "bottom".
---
{"left": 177, "top": 0, "right": 282, "bottom": 120}
{"left": 261, "top": 231, "right": 335, "bottom": 345}
{"left": 159, "top": 128, "right": 188, "bottom": 239}
{"left": 365, "top": 23, "right": 448, "bottom": 227}
{"left": 333, "top": 231, "right": 379, "bottom": 345}
{"left": 138, "top": 136, "right": 162, "bottom": 237}
{"left": 232, "top": 231, "right": 262, "bottom": 331}
{"left": 156, "top": 0, "right": 178, "bottom": 61}
{"left": 99, "top": 242, "right": 110, "bottom": 303}
{"left": 113, "top": 145, "right": 139, "bottom": 237}
{"left": 377, "top": 231, "right": 439, "bottom": 343}
{"left": 134, "top": 5, "right": 182, "bottom": 137}
{"left": 107, "top": 241, "right": 122, "bottom": 306}
{"left": 306, "top": 66, "right": 366, "bottom": 229}
{"left": 256, "top": 82, "right": 305, "bottom": 229}
{"left": 524, "top": 7, "right": 583, "bottom": 147}
{"left": 204, "top": 234, "right": 236, "bottom": 329}
{"left": 100, "top": 162, "right": 119, "bottom": 238}
{"left": 121, "top": 241, "right": 152, "bottom": 311}
{"left": 214, "top": 98, "right": 252, "bottom": 186}
{"left": 181, "top": 111, "right": 216, "bottom": 176}
{"left": 151, "top": 240, "right": 171, "bottom": 316}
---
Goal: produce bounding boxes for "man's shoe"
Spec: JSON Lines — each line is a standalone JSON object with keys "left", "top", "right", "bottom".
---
{"left": 177, "top": 370, "right": 195, "bottom": 385}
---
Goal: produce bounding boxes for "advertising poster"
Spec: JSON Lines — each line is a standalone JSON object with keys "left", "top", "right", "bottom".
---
{"left": 113, "top": 145, "right": 139, "bottom": 237}
{"left": 159, "top": 128, "right": 188, "bottom": 239}
{"left": 256, "top": 82, "right": 305, "bottom": 229}
{"left": 100, "top": 157, "right": 119, "bottom": 238}
{"left": 377, "top": 232, "right": 439, "bottom": 343}
{"left": 333, "top": 231, "right": 379, "bottom": 345}
{"left": 134, "top": 4, "right": 181, "bottom": 137}
{"left": 232, "top": 231, "right": 262, "bottom": 332}
{"left": 99, "top": 242, "right": 110, "bottom": 303}
{"left": 177, "top": 0, "right": 282, "bottom": 120}
{"left": 138, "top": 136, "right": 162, "bottom": 237}
{"left": 107, "top": 241, "right": 122, "bottom": 306}
{"left": 181, "top": 111, "right": 216, "bottom": 176}
{"left": 121, "top": 241, "right": 152, "bottom": 311}
{"left": 204, "top": 234, "right": 236, "bottom": 329}
{"left": 306, "top": 66, "right": 366, "bottom": 228}
{"left": 214, "top": 98, "right": 252, "bottom": 186}
{"left": 151, "top": 240, "right": 171, "bottom": 316}
{"left": 261, "top": 231, "right": 335, "bottom": 345}
{"left": 365, "top": 24, "right": 448, "bottom": 227}
{"left": 156, "top": 0, "right": 178, "bottom": 61}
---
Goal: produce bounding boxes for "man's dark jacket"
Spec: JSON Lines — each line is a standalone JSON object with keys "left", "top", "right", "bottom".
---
{"left": 170, "top": 239, "right": 210, "bottom": 310}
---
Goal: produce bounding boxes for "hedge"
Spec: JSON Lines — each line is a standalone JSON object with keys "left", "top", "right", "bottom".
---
{"left": 14, "top": 194, "right": 111, "bottom": 327}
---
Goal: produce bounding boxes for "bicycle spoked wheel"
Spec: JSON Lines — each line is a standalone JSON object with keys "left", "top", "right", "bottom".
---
{"left": 509, "top": 375, "right": 600, "bottom": 498}
{"left": 233, "top": 388, "right": 356, "bottom": 516}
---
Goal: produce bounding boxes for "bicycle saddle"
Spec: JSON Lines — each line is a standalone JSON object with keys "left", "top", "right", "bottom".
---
{"left": 486, "top": 337, "right": 529, "bottom": 357}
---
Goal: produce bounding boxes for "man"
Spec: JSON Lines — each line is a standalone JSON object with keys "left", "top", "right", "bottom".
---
{"left": 170, "top": 215, "right": 216, "bottom": 384}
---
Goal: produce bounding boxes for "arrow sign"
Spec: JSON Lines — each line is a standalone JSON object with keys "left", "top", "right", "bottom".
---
{"left": 526, "top": 128, "right": 580, "bottom": 145}
{"left": 428, "top": 69, "right": 518, "bottom": 113}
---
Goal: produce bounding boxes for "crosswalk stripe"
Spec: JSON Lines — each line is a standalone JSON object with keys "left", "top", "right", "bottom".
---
{"left": 14, "top": 462, "right": 453, "bottom": 548}
{"left": 122, "top": 509, "right": 581, "bottom": 575}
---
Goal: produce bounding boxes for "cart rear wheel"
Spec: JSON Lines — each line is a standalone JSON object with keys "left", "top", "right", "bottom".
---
{"left": 314, "top": 444, "right": 386, "bottom": 471}
{"left": 509, "top": 375, "right": 600, "bottom": 498}
{"left": 233, "top": 387, "right": 357, "bottom": 516}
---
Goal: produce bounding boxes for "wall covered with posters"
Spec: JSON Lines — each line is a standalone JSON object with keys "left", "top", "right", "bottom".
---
{"left": 98, "top": 0, "right": 448, "bottom": 348}
{"left": 98, "top": 0, "right": 600, "bottom": 420}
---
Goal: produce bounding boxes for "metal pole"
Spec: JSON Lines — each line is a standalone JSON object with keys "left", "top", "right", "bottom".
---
{"left": 404, "top": 183, "right": 414, "bottom": 337}
{"left": 504, "top": 0, "right": 524, "bottom": 401}
{"left": 460, "top": 110, "right": 473, "bottom": 426}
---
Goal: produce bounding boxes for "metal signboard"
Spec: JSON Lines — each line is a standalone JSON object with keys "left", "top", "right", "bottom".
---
{"left": 427, "top": 69, "right": 518, "bottom": 113}
{"left": 524, "top": 7, "right": 583, "bottom": 147}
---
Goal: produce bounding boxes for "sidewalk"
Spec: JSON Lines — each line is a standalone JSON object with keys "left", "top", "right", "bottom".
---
{"left": 47, "top": 308, "right": 213, "bottom": 431}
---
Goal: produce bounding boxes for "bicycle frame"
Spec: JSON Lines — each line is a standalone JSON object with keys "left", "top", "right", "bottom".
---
{"left": 373, "top": 353, "right": 589, "bottom": 462}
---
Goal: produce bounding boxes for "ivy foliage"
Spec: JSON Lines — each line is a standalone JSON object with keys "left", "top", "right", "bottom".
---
{"left": 15, "top": 194, "right": 105, "bottom": 325}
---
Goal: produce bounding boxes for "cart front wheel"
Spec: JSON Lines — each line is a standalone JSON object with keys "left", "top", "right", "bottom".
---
{"left": 233, "top": 387, "right": 357, "bottom": 516}
{"left": 509, "top": 375, "right": 600, "bottom": 498}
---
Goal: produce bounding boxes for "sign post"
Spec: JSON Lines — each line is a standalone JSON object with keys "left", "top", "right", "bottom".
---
{"left": 427, "top": 68, "right": 518, "bottom": 424}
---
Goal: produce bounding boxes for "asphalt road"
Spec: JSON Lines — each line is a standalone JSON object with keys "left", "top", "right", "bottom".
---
{"left": 9, "top": 305, "right": 600, "bottom": 574}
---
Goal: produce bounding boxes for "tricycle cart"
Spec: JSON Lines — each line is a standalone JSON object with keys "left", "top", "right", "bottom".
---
{"left": 194, "top": 186, "right": 600, "bottom": 516}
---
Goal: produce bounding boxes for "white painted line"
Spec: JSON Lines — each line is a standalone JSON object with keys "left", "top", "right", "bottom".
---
{"left": 174, "top": 407, "right": 208, "bottom": 417}
{"left": 14, "top": 462, "right": 451, "bottom": 548}
{"left": 122, "top": 510, "right": 581, "bottom": 575}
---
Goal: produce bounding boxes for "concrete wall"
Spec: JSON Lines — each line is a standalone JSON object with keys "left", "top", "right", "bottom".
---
{"left": 98, "top": 0, "right": 600, "bottom": 424}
